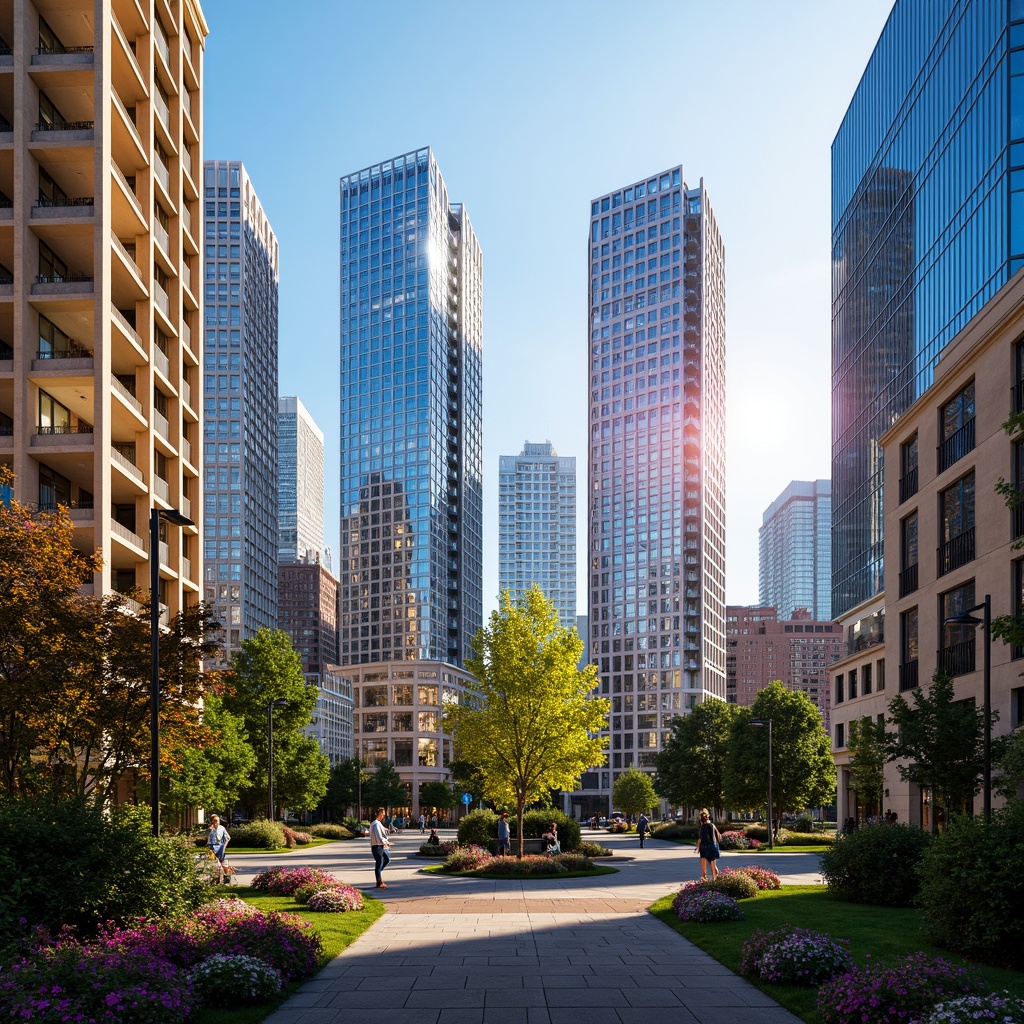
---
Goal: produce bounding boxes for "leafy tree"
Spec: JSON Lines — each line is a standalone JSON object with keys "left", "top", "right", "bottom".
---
{"left": 221, "top": 628, "right": 328, "bottom": 817}
{"left": 364, "top": 759, "right": 408, "bottom": 812}
{"left": 613, "top": 766, "right": 658, "bottom": 818}
{"left": 444, "top": 586, "right": 609, "bottom": 857}
{"left": 886, "top": 670, "right": 993, "bottom": 830}
{"left": 321, "top": 758, "right": 366, "bottom": 820}
{"left": 419, "top": 779, "right": 455, "bottom": 815}
{"left": 994, "top": 727, "right": 1024, "bottom": 804}
{"left": 724, "top": 681, "right": 836, "bottom": 823}
{"left": 847, "top": 715, "right": 887, "bottom": 818}
{"left": 654, "top": 697, "right": 738, "bottom": 816}
{"left": 450, "top": 757, "right": 485, "bottom": 807}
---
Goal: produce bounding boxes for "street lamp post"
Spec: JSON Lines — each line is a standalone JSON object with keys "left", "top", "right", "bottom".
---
{"left": 150, "top": 506, "right": 194, "bottom": 838}
{"left": 750, "top": 719, "right": 774, "bottom": 849}
{"left": 267, "top": 699, "right": 288, "bottom": 822}
{"left": 943, "top": 594, "right": 992, "bottom": 822}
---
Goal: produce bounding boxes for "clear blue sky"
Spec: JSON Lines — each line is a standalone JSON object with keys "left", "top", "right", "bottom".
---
{"left": 202, "top": 0, "right": 895, "bottom": 615}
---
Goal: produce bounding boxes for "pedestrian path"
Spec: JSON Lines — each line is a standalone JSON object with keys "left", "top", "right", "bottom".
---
{"left": 253, "top": 830, "right": 819, "bottom": 1024}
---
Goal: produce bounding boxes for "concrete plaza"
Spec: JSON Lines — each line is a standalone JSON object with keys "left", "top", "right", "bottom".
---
{"left": 233, "top": 829, "right": 824, "bottom": 1024}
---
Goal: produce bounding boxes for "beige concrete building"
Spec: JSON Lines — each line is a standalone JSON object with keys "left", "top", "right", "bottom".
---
{"left": 0, "top": 0, "right": 207, "bottom": 617}
{"left": 832, "top": 271, "right": 1024, "bottom": 826}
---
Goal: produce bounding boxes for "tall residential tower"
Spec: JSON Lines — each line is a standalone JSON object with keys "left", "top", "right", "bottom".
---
{"left": 202, "top": 160, "right": 279, "bottom": 656}
{"left": 0, "top": 0, "right": 208, "bottom": 615}
{"left": 278, "top": 395, "right": 324, "bottom": 564}
{"left": 587, "top": 166, "right": 726, "bottom": 797}
{"left": 498, "top": 441, "right": 576, "bottom": 629}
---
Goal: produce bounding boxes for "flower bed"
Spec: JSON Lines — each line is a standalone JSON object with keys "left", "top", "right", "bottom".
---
{"left": 920, "top": 994, "right": 1024, "bottom": 1024}
{"left": 307, "top": 885, "right": 364, "bottom": 913}
{"left": 739, "top": 865, "right": 782, "bottom": 890}
{"left": 250, "top": 866, "right": 337, "bottom": 896}
{"left": 418, "top": 840, "right": 458, "bottom": 857}
{"left": 672, "top": 889, "right": 745, "bottom": 923}
{"left": 190, "top": 952, "right": 282, "bottom": 1006}
{"left": 741, "top": 925, "right": 853, "bottom": 985}
{"left": 719, "top": 830, "right": 762, "bottom": 850}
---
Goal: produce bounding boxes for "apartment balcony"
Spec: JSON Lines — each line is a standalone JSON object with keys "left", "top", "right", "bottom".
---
{"left": 154, "top": 219, "right": 170, "bottom": 255}
{"left": 31, "top": 272, "right": 94, "bottom": 297}
{"left": 898, "top": 562, "right": 918, "bottom": 598}
{"left": 110, "top": 443, "right": 145, "bottom": 489}
{"left": 153, "top": 281, "right": 171, "bottom": 324}
{"left": 31, "top": 197, "right": 95, "bottom": 220}
{"left": 154, "top": 155, "right": 171, "bottom": 200}
{"left": 153, "top": 407, "right": 170, "bottom": 443}
{"left": 1014, "top": 502, "right": 1024, "bottom": 542}
{"left": 938, "top": 418, "right": 975, "bottom": 473}
{"left": 31, "top": 343, "right": 93, "bottom": 373}
{"left": 110, "top": 304, "right": 146, "bottom": 362}
{"left": 110, "top": 374, "right": 143, "bottom": 417}
{"left": 899, "top": 466, "right": 918, "bottom": 504}
{"left": 152, "top": 89, "right": 170, "bottom": 132}
{"left": 31, "top": 119, "right": 95, "bottom": 143}
{"left": 939, "top": 638, "right": 975, "bottom": 678}
{"left": 937, "top": 527, "right": 975, "bottom": 577}
{"left": 1014, "top": 378, "right": 1024, "bottom": 417}
{"left": 109, "top": 517, "right": 146, "bottom": 555}
{"left": 31, "top": 423, "right": 94, "bottom": 450}
{"left": 153, "top": 344, "right": 171, "bottom": 380}
{"left": 153, "top": 475, "right": 170, "bottom": 504}
{"left": 898, "top": 659, "right": 919, "bottom": 692}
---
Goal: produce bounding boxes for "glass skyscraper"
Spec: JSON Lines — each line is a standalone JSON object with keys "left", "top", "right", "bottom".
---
{"left": 277, "top": 396, "right": 325, "bottom": 565}
{"left": 338, "top": 148, "right": 483, "bottom": 668}
{"left": 588, "top": 166, "right": 726, "bottom": 794}
{"left": 759, "top": 479, "right": 832, "bottom": 621}
{"left": 832, "top": 0, "right": 1024, "bottom": 617}
{"left": 498, "top": 441, "right": 576, "bottom": 630}
{"left": 202, "top": 160, "right": 279, "bottom": 656}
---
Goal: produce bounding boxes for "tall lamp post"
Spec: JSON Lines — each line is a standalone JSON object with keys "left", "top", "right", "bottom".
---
{"left": 750, "top": 719, "right": 774, "bottom": 849}
{"left": 267, "top": 699, "right": 288, "bottom": 822}
{"left": 150, "top": 506, "right": 194, "bottom": 838}
{"left": 943, "top": 594, "right": 992, "bottom": 822}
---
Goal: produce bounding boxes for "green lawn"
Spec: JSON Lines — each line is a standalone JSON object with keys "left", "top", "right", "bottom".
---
{"left": 650, "top": 886, "right": 1024, "bottom": 1024}
{"left": 192, "top": 886, "right": 385, "bottom": 1024}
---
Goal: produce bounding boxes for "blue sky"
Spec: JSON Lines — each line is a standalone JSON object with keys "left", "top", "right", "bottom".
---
{"left": 202, "top": 0, "right": 895, "bottom": 614}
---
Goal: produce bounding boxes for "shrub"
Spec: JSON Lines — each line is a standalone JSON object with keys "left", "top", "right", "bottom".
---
{"left": 0, "top": 939, "right": 192, "bottom": 1023}
{"left": 418, "top": 840, "right": 457, "bottom": 857}
{"left": 673, "top": 889, "right": 744, "bottom": 923}
{"left": 483, "top": 854, "right": 569, "bottom": 876}
{"left": 651, "top": 822, "right": 699, "bottom": 841}
{"left": 552, "top": 853, "right": 595, "bottom": 872}
{"left": 920, "top": 994, "right": 1024, "bottom": 1024}
{"left": 443, "top": 844, "right": 494, "bottom": 872}
{"left": 817, "top": 953, "right": 982, "bottom": 1024}
{"left": 711, "top": 868, "right": 760, "bottom": 899}
{"left": 779, "top": 831, "right": 834, "bottom": 846}
{"left": 819, "top": 823, "right": 932, "bottom": 906}
{"left": 189, "top": 953, "right": 281, "bottom": 1006}
{"left": 310, "top": 823, "right": 353, "bottom": 840}
{"left": 250, "top": 866, "right": 337, "bottom": 896}
{"left": 916, "top": 804, "right": 1024, "bottom": 968}
{"left": 793, "top": 815, "right": 815, "bottom": 833}
{"left": 739, "top": 865, "right": 782, "bottom": 890}
{"left": 229, "top": 819, "right": 286, "bottom": 850}
{"left": 741, "top": 925, "right": 853, "bottom": 985}
{"left": 0, "top": 799, "right": 211, "bottom": 945}
{"left": 719, "top": 830, "right": 758, "bottom": 850}
{"left": 307, "top": 885, "right": 364, "bottom": 912}
{"left": 456, "top": 808, "right": 498, "bottom": 848}
{"left": 282, "top": 826, "right": 313, "bottom": 847}
{"left": 514, "top": 810, "right": 581, "bottom": 852}
{"left": 577, "top": 841, "right": 613, "bottom": 857}
{"left": 744, "top": 824, "right": 771, "bottom": 843}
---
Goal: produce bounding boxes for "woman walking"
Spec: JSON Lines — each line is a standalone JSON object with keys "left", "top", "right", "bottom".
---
{"left": 695, "top": 808, "right": 721, "bottom": 881}
{"left": 369, "top": 807, "right": 392, "bottom": 888}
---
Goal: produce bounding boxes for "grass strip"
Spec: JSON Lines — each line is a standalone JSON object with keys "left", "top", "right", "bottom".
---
{"left": 192, "top": 886, "right": 385, "bottom": 1024}
{"left": 649, "top": 885, "right": 1024, "bottom": 1024}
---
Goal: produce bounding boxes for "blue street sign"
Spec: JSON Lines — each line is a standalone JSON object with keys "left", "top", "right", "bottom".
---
{"left": 461, "top": 792, "right": 472, "bottom": 805}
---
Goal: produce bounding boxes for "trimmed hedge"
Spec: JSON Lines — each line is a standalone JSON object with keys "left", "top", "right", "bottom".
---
{"left": 229, "top": 820, "right": 286, "bottom": 850}
{"left": 819, "top": 823, "right": 932, "bottom": 906}
{"left": 309, "top": 823, "right": 354, "bottom": 840}
{"left": 457, "top": 808, "right": 581, "bottom": 851}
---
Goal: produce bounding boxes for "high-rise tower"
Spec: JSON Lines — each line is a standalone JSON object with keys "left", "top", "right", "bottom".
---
{"left": 202, "top": 160, "right": 279, "bottom": 656}
{"left": 338, "top": 148, "right": 482, "bottom": 816}
{"left": 832, "top": 0, "right": 1024, "bottom": 618}
{"left": 759, "top": 479, "right": 832, "bottom": 621}
{"left": 0, "top": 0, "right": 208, "bottom": 615}
{"left": 278, "top": 395, "right": 324, "bottom": 564}
{"left": 498, "top": 441, "right": 576, "bottom": 630}
{"left": 587, "top": 166, "right": 726, "bottom": 794}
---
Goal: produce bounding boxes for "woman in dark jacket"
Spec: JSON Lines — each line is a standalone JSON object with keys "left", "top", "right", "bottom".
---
{"left": 694, "top": 808, "right": 721, "bottom": 881}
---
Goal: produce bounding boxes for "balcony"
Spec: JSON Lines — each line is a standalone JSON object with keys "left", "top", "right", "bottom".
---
{"left": 110, "top": 304, "right": 144, "bottom": 351}
{"left": 154, "top": 475, "right": 170, "bottom": 504}
{"left": 110, "top": 374, "right": 142, "bottom": 415}
{"left": 32, "top": 118, "right": 94, "bottom": 142}
{"left": 899, "top": 466, "right": 918, "bottom": 504}
{"left": 153, "top": 281, "right": 170, "bottom": 321}
{"left": 1014, "top": 502, "right": 1024, "bottom": 541}
{"left": 939, "top": 638, "right": 975, "bottom": 678}
{"left": 938, "top": 418, "right": 975, "bottom": 473}
{"left": 154, "top": 219, "right": 170, "bottom": 254}
{"left": 32, "top": 271, "right": 94, "bottom": 296}
{"left": 153, "top": 89, "right": 169, "bottom": 131}
{"left": 31, "top": 197, "right": 95, "bottom": 220}
{"left": 153, "top": 345, "right": 171, "bottom": 379}
{"left": 898, "top": 659, "right": 919, "bottom": 692}
{"left": 937, "top": 527, "right": 975, "bottom": 576}
{"left": 110, "top": 517, "right": 146, "bottom": 553}
{"left": 1014, "top": 379, "right": 1024, "bottom": 416}
{"left": 154, "top": 155, "right": 170, "bottom": 196}
{"left": 110, "top": 444, "right": 143, "bottom": 483}
{"left": 898, "top": 562, "right": 918, "bottom": 598}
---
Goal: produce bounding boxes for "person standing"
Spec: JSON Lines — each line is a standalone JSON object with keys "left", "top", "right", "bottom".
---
{"left": 419, "top": 813, "right": 426, "bottom": 833}
{"left": 695, "top": 808, "right": 721, "bottom": 881}
{"left": 206, "top": 814, "right": 231, "bottom": 884}
{"left": 430, "top": 812, "right": 437, "bottom": 830}
{"left": 497, "top": 811, "right": 511, "bottom": 856}
{"left": 637, "top": 810, "right": 650, "bottom": 849}
{"left": 370, "top": 807, "right": 392, "bottom": 888}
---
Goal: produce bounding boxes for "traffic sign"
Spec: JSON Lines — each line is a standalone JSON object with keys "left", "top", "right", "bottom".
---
{"left": 461, "top": 792, "right": 472, "bottom": 805}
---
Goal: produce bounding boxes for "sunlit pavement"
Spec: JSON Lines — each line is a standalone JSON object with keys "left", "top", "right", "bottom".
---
{"left": 247, "top": 829, "right": 820, "bottom": 1024}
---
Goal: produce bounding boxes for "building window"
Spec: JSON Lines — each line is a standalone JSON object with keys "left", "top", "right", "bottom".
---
{"left": 848, "top": 667, "right": 858, "bottom": 700}
{"left": 876, "top": 658, "right": 885, "bottom": 691}
{"left": 938, "top": 473, "right": 975, "bottom": 576}
{"left": 940, "top": 580, "right": 976, "bottom": 677}
{"left": 834, "top": 673, "right": 844, "bottom": 705}
{"left": 1014, "top": 338, "right": 1024, "bottom": 415}
{"left": 1012, "top": 438, "right": 1024, "bottom": 541}
{"left": 900, "top": 511, "right": 918, "bottom": 597}
{"left": 38, "top": 463, "right": 70, "bottom": 509}
{"left": 862, "top": 662, "right": 873, "bottom": 695}
{"left": 938, "top": 381, "right": 975, "bottom": 472}
{"left": 835, "top": 722, "right": 845, "bottom": 750}
{"left": 1012, "top": 686, "right": 1024, "bottom": 728}
{"left": 1013, "top": 559, "right": 1024, "bottom": 661}
{"left": 900, "top": 433, "right": 918, "bottom": 503}
{"left": 899, "top": 607, "right": 918, "bottom": 691}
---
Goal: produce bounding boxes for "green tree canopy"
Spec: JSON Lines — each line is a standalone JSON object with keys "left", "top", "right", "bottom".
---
{"left": 613, "top": 766, "right": 658, "bottom": 817}
{"left": 221, "top": 628, "right": 327, "bottom": 817}
{"left": 886, "top": 669, "right": 992, "bottom": 830}
{"left": 724, "top": 681, "right": 836, "bottom": 823}
{"left": 847, "top": 714, "right": 887, "bottom": 818}
{"left": 419, "top": 780, "right": 456, "bottom": 814}
{"left": 364, "top": 759, "right": 408, "bottom": 812}
{"left": 994, "top": 727, "right": 1024, "bottom": 804}
{"left": 321, "top": 758, "right": 366, "bottom": 820}
{"left": 444, "top": 586, "right": 609, "bottom": 857}
{"left": 654, "top": 696, "right": 738, "bottom": 816}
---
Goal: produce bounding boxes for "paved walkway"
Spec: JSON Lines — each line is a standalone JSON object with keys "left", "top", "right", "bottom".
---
{"left": 235, "top": 829, "right": 823, "bottom": 1024}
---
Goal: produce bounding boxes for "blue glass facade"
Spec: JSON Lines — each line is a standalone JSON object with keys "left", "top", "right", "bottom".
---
{"left": 338, "top": 149, "right": 483, "bottom": 668}
{"left": 832, "top": 0, "right": 1024, "bottom": 617}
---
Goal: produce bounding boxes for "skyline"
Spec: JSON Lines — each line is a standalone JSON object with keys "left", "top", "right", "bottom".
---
{"left": 202, "top": 0, "right": 896, "bottom": 614}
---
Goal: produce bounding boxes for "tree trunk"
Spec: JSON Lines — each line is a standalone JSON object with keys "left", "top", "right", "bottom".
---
{"left": 516, "top": 797, "right": 526, "bottom": 859}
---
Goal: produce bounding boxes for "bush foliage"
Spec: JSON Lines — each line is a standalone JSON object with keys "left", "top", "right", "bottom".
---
{"left": 916, "top": 803, "right": 1024, "bottom": 968}
{"left": 741, "top": 925, "right": 853, "bottom": 985}
{"left": 456, "top": 808, "right": 498, "bottom": 848}
{"left": 819, "top": 823, "right": 932, "bottom": 906}
{"left": 229, "top": 819, "right": 286, "bottom": 849}
{"left": 309, "top": 823, "right": 353, "bottom": 840}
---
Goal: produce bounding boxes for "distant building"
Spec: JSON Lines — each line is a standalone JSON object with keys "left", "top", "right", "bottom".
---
{"left": 759, "top": 480, "right": 831, "bottom": 620}
{"left": 305, "top": 668, "right": 354, "bottom": 767}
{"left": 498, "top": 441, "right": 576, "bottom": 629}
{"left": 726, "top": 605, "right": 842, "bottom": 726}
{"left": 278, "top": 397, "right": 324, "bottom": 565}
{"left": 202, "top": 160, "right": 279, "bottom": 657}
